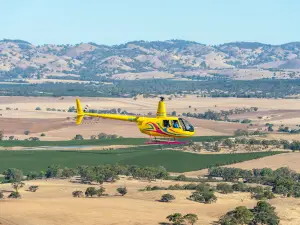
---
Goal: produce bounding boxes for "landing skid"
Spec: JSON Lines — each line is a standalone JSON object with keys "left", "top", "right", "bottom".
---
{"left": 145, "top": 140, "right": 188, "bottom": 145}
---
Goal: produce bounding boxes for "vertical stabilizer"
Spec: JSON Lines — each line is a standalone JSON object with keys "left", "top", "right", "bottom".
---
{"left": 76, "top": 99, "right": 83, "bottom": 115}
{"left": 76, "top": 99, "right": 84, "bottom": 125}
{"left": 156, "top": 97, "right": 166, "bottom": 118}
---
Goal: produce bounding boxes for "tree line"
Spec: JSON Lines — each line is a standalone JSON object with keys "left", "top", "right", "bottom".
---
{"left": 182, "top": 107, "right": 258, "bottom": 123}
{"left": 1, "top": 79, "right": 300, "bottom": 98}
{"left": 208, "top": 167, "right": 300, "bottom": 198}
{"left": 2, "top": 164, "right": 169, "bottom": 184}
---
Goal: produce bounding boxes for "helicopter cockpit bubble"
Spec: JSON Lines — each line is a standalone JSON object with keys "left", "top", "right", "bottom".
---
{"left": 179, "top": 118, "right": 194, "bottom": 132}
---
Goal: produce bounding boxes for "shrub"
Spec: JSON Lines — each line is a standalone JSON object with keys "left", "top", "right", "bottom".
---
{"left": 73, "top": 134, "right": 84, "bottom": 140}
{"left": 45, "top": 165, "right": 61, "bottom": 178}
{"left": 0, "top": 192, "right": 4, "bottom": 199}
{"left": 232, "top": 182, "right": 249, "bottom": 192}
{"left": 160, "top": 193, "right": 175, "bottom": 202}
{"left": 40, "top": 133, "right": 46, "bottom": 137}
{"left": 117, "top": 187, "right": 127, "bottom": 196}
{"left": 195, "top": 182, "right": 213, "bottom": 192}
{"left": 27, "top": 171, "right": 40, "bottom": 180}
{"left": 61, "top": 167, "right": 77, "bottom": 178}
{"left": 96, "top": 186, "right": 106, "bottom": 197}
{"left": 28, "top": 185, "right": 39, "bottom": 192}
{"left": 250, "top": 187, "right": 275, "bottom": 200}
{"left": 175, "top": 174, "right": 187, "bottom": 181}
{"left": 3, "top": 168, "right": 24, "bottom": 182}
{"left": 24, "top": 130, "right": 30, "bottom": 135}
{"left": 216, "top": 183, "right": 234, "bottom": 194}
{"left": 183, "top": 213, "right": 198, "bottom": 225}
{"left": 188, "top": 191, "right": 217, "bottom": 204}
{"left": 9, "top": 136, "right": 15, "bottom": 140}
{"left": 166, "top": 213, "right": 184, "bottom": 225}
{"left": 72, "top": 190, "right": 84, "bottom": 198}
{"left": 252, "top": 201, "right": 280, "bottom": 225}
{"left": 85, "top": 187, "right": 97, "bottom": 197}
{"left": 8, "top": 191, "right": 21, "bottom": 199}
{"left": 218, "top": 206, "right": 254, "bottom": 225}
{"left": 35, "top": 107, "right": 41, "bottom": 110}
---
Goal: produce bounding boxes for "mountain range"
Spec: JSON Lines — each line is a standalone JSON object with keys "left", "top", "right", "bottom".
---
{"left": 0, "top": 39, "right": 300, "bottom": 81}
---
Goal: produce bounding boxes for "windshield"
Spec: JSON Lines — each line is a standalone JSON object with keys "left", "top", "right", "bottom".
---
{"left": 179, "top": 118, "right": 194, "bottom": 132}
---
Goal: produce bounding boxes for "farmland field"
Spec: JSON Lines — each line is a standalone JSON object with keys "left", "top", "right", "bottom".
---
{"left": 0, "top": 147, "right": 281, "bottom": 173}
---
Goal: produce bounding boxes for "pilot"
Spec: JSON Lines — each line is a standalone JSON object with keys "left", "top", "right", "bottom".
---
{"left": 173, "top": 120, "right": 179, "bottom": 128}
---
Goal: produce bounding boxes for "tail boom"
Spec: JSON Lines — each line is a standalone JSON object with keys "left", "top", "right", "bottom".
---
{"left": 75, "top": 98, "right": 138, "bottom": 124}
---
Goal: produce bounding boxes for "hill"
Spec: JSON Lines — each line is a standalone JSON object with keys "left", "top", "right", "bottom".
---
{"left": 1, "top": 39, "right": 300, "bottom": 81}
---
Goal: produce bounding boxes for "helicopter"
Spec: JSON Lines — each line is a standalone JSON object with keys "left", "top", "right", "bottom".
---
{"left": 75, "top": 97, "right": 195, "bottom": 144}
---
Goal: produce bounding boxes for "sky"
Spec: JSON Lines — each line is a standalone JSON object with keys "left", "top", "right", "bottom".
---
{"left": 1, "top": 0, "right": 299, "bottom": 45}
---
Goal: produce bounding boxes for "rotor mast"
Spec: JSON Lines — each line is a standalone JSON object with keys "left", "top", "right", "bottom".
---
{"left": 156, "top": 96, "right": 166, "bottom": 118}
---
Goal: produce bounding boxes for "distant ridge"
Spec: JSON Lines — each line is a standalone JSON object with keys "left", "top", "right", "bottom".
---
{"left": 0, "top": 39, "right": 299, "bottom": 80}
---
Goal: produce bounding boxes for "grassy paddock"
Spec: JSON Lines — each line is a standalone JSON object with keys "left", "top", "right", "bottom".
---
{"left": 0, "top": 146, "right": 281, "bottom": 173}
{"left": 0, "top": 136, "right": 231, "bottom": 147}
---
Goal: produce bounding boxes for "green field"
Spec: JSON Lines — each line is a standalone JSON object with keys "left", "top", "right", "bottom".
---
{"left": 0, "top": 146, "right": 281, "bottom": 173}
{"left": 0, "top": 136, "right": 231, "bottom": 147}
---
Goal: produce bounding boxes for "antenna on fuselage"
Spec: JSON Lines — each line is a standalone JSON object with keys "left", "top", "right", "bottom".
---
{"left": 156, "top": 96, "right": 166, "bottom": 118}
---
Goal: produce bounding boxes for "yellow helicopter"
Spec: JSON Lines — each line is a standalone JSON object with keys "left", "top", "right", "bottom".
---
{"left": 75, "top": 97, "right": 195, "bottom": 144}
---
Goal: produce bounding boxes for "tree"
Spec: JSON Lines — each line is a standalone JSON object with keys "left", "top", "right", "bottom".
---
{"left": 175, "top": 174, "right": 187, "bottom": 181}
{"left": 46, "top": 165, "right": 61, "bottom": 178}
{"left": 61, "top": 167, "right": 77, "bottom": 178}
{"left": 183, "top": 214, "right": 198, "bottom": 225}
{"left": 160, "top": 193, "right": 175, "bottom": 202}
{"left": 90, "top": 135, "right": 97, "bottom": 140}
{"left": 94, "top": 173, "right": 105, "bottom": 185}
{"left": 3, "top": 168, "right": 24, "bottom": 182}
{"left": 0, "top": 130, "right": 4, "bottom": 140}
{"left": 223, "top": 139, "right": 235, "bottom": 149}
{"left": 268, "top": 126, "right": 274, "bottom": 132}
{"left": 216, "top": 183, "right": 234, "bottom": 194}
{"left": 232, "top": 182, "right": 249, "bottom": 192}
{"left": 252, "top": 201, "right": 280, "bottom": 225}
{"left": 73, "top": 134, "right": 84, "bottom": 140}
{"left": 72, "top": 190, "right": 84, "bottom": 198}
{"left": 166, "top": 213, "right": 184, "bottom": 225}
{"left": 219, "top": 206, "right": 254, "bottom": 225}
{"left": 96, "top": 186, "right": 106, "bottom": 197}
{"left": 85, "top": 187, "right": 97, "bottom": 197}
{"left": 117, "top": 187, "right": 127, "bottom": 196}
{"left": 188, "top": 191, "right": 217, "bottom": 204}
{"left": 213, "top": 142, "right": 221, "bottom": 152}
{"left": 9, "top": 136, "right": 15, "bottom": 140}
{"left": 12, "top": 182, "right": 25, "bottom": 193}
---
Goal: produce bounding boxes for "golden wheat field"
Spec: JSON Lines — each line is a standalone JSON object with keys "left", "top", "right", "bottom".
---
{"left": 0, "top": 96, "right": 299, "bottom": 140}
{"left": 0, "top": 178, "right": 300, "bottom": 225}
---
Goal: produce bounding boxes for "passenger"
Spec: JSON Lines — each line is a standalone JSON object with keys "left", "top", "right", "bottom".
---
{"left": 173, "top": 120, "right": 179, "bottom": 128}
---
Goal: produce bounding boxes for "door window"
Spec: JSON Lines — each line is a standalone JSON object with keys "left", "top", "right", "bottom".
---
{"left": 163, "top": 120, "right": 170, "bottom": 127}
{"left": 172, "top": 120, "right": 180, "bottom": 128}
